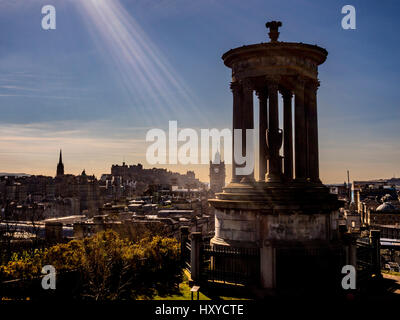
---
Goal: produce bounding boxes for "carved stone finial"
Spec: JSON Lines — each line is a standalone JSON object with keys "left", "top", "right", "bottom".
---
{"left": 265, "top": 21, "right": 282, "bottom": 42}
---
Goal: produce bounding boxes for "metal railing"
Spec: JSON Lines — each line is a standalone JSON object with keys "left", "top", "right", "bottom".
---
{"left": 200, "top": 244, "right": 260, "bottom": 286}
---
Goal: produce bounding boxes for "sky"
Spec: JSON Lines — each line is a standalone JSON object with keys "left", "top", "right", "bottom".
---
{"left": 0, "top": 0, "right": 399, "bottom": 184}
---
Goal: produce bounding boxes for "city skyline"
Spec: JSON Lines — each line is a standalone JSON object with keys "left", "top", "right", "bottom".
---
{"left": 1, "top": 1, "right": 400, "bottom": 303}
{"left": 0, "top": 0, "right": 399, "bottom": 183}
{"left": 1, "top": 147, "right": 398, "bottom": 185}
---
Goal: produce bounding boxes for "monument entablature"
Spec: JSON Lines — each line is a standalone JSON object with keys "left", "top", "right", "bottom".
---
{"left": 223, "top": 42, "right": 327, "bottom": 82}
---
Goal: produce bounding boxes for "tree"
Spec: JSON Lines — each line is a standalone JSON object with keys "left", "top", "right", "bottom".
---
{"left": 0, "top": 230, "right": 182, "bottom": 300}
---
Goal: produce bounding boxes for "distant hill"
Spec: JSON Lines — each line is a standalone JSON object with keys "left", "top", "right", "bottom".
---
{"left": 0, "top": 173, "right": 31, "bottom": 177}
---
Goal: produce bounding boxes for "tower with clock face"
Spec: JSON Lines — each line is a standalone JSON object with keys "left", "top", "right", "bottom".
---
{"left": 209, "top": 151, "right": 226, "bottom": 193}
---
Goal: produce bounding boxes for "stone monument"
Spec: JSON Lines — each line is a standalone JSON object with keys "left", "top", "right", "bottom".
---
{"left": 209, "top": 21, "right": 346, "bottom": 292}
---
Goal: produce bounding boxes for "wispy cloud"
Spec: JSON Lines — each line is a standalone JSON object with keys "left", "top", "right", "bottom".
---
{"left": 0, "top": 69, "right": 94, "bottom": 103}
{"left": 0, "top": 94, "right": 84, "bottom": 100}
{"left": 0, "top": 120, "right": 148, "bottom": 177}
{"left": 0, "top": 85, "right": 41, "bottom": 91}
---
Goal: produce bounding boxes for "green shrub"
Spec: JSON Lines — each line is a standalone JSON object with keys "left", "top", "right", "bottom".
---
{"left": 0, "top": 230, "right": 182, "bottom": 300}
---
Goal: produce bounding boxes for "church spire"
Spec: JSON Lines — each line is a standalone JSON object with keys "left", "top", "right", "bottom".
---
{"left": 56, "top": 149, "right": 64, "bottom": 177}
{"left": 213, "top": 145, "right": 222, "bottom": 164}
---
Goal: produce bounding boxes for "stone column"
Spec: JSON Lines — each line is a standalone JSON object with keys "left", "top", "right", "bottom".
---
{"left": 180, "top": 226, "right": 189, "bottom": 264}
{"left": 239, "top": 79, "right": 255, "bottom": 182}
{"left": 349, "top": 235, "right": 358, "bottom": 271}
{"left": 266, "top": 77, "right": 282, "bottom": 183}
{"left": 73, "top": 222, "right": 84, "bottom": 239}
{"left": 230, "top": 81, "right": 242, "bottom": 183}
{"left": 370, "top": 230, "right": 382, "bottom": 278}
{"left": 282, "top": 89, "right": 293, "bottom": 181}
{"left": 294, "top": 77, "right": 307, "bottom": 181}
{"left": 45, "top": 222, "right": 63, "bottom": 244}
{"left": 190, "top": 232, "right": 202, "bottom": 285}
{"left": 256, "top": 88, "right": 268, "bottom": 181}
{"left": 93, "top": 215, "right": 105, "bottom": 233}
{"left": 260, "top": 245, "right": 276, "bottom": 289}
{"left": 306, "top": 80, "right": 320, "bottom": 183}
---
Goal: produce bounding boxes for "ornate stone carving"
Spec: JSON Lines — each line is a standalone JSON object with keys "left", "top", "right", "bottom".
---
{"left": 265, "top": 21, "right": 282, "bottom": 42}
{"left": 255, "top": 88, "right": 267, "bottom": 99}
{"left": 233, "top": 56, "right": 318, "bottom": 79}
{"left": 265, "top": 76, "right": 280, "bottom": 90}
{"left": 305, "top": 79, "right": 320, "bottom": 93}
{"left": 266, "top": 128, "right": 283, "bottom": 157}
{"left": 230, "top": 81, "right": 241, "bottom": 93}
{"left": 280, "top": 88, "right": 293, "bottom": 99}
{"left": 242, "top": 78, "right": 254, "bottom": 91}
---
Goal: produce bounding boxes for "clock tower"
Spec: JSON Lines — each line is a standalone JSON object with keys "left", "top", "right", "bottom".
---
{"left": 209, "top": 151, "right": 225, "bottom": 193}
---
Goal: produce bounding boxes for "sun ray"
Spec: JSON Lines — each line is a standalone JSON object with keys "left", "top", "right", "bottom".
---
{"left": 75, "top": 0, "right": 207, "bottom": 126}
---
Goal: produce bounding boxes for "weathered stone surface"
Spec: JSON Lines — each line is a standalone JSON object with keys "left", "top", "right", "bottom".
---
{"left": 263, "top": 213, "right": 328, "bottom": 241}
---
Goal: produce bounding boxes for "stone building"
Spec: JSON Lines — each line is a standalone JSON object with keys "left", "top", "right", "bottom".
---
{"left": 110, "top": 162, "right": 202, "bottom": 191}
{"left": 367, "top": 202, "right": 400, "bottom": 226}
{"left": 41, "top": 197, "right": 80, "bottom": 219}
{"left": 341, "top": 207, "right": 361, "bottom": 231}
{"left": 209, "top": 151, "right": 226, "bottom": 194}
{"left": 208, "top": 21, "right": 346, "bottom": 293}
{"left": 355, "top": 184, "right": 399, "bottom": 226}
{"left": 5, "top": 198, "right": 80, "bottom": 221}
{"left": 327, "top": 183, "right": 351, "bottom": 202}
{"left": 73, "top": 212, "right": 213, "bottom": 241}
{"left": 74, "top": 170, "right": 102, "bottom": 216}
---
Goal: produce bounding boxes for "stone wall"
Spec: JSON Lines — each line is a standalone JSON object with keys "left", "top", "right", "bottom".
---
{"left": 214, "top": 208, "right": 339, "bottom": 245}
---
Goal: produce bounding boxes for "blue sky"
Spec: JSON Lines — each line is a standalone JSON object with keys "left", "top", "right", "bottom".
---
{"left": 0, "top": 0, "right": 399, "bottom": 183}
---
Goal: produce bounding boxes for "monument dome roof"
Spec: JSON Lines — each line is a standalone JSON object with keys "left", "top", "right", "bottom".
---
{"left": 376, "top": 202, "right": 396, "bottom": 212}
{"left": 221, "top": 21, "right": 327, "bottom": 82}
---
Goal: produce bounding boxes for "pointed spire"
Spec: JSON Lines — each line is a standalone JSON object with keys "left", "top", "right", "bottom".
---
{"left": 56, "top": 149, "right": 64, "bottom": 176}
{"left": 213, "top": 148, "right": 221, "bottom": 164}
